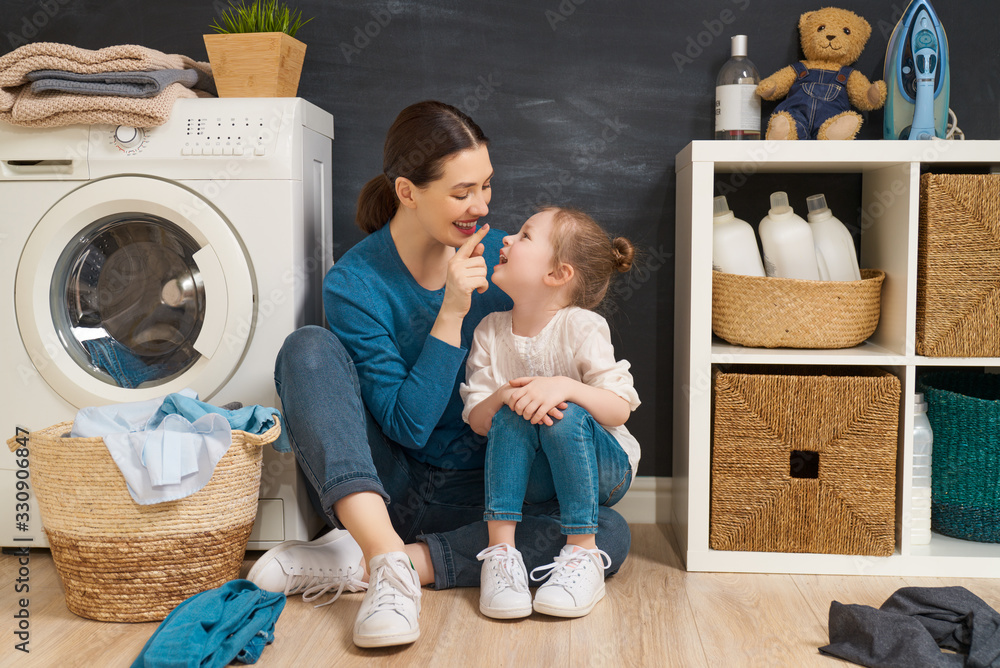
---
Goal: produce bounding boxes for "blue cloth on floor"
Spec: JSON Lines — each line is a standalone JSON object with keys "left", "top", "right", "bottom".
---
{"left": 83, "top": 337, "right": 167, "bottom": 389}
{"left": 71, "top": 390, "right": 285, "bottom": 505}
{"left": 130, "top": 580, "right": 285, "bottom": 668}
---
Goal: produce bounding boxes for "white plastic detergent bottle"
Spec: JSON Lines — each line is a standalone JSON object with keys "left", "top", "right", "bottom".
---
{"left": 712, "top": 196, "right": 765, "bottom": 276}
{"left": 911, "top": 392, "right": 934, "bottom": 545}
{"left": 758, "top": 191, "right": 820, "bottom": 280}
{"left": 806, "top": 193, "right": 862, "bottom": 281}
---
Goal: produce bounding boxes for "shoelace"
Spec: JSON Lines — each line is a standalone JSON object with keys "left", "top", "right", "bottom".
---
{"left": 283, "top": 566, "right": 367, "bottom": 608}
{"left": 530, "top": 546, "right": 612, "bottom": 586}
{"left": 368, "top": 557, "right": 422, "bottom": 616}
{"left": 476, "top": 544, "right": 529, "bottom": 593}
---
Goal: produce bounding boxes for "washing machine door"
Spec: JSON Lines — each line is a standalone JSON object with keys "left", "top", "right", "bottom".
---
{"left": 15, "top": 175, "right": 255, "bottom": 408}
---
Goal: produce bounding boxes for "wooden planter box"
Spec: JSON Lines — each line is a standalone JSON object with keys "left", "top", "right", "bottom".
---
{"left": 203, "top": 32, "right": 306, "bottom": 98}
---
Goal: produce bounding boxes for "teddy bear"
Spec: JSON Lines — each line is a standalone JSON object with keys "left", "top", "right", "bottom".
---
{"left": 756, "top": 7, "right": 887, "bottom": 140}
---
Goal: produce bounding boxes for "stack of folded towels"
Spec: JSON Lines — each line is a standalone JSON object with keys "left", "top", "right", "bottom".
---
{"left": 0, "top": 42, "right": 216, "bottom": 128}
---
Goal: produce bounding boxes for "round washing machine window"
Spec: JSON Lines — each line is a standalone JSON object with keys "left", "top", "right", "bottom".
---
{"left": 52, "top": 213, "right": 208, "bottom": 389}
{"left": 16, "top": 175, "right": 255, "bottom": 408}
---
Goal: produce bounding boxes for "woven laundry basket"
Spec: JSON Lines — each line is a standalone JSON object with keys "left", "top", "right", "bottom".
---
{"left": 711, "top": 269, "right": 885, "bottom": 349}
{"left": 917, "top": 371, "right": 1000, "bottom": 543}
{"left": 916, "top": 173, "right": 1000, "bottom": 357}
{"left": 6, "top": 419, "right": 275, "bottom": 622}
{"left": 710, "top": 367, "right": 899, "bottom": 556}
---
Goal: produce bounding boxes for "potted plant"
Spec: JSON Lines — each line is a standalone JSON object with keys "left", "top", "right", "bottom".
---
{"left": 204, "top": 0, "right": 313, "bottom": 98}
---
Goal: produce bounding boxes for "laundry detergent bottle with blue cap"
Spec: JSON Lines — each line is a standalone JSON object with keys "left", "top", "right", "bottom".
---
{"left": 758, "top": 191, "right": 820, "bottom": 280}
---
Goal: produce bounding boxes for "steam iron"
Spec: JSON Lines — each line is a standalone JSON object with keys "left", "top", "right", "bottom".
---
{"left": 883, "top": 0, "right": 950, "bottom": 140}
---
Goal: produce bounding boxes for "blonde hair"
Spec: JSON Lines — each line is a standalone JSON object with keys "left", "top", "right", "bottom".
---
{"left": 546, "top": 207, "right": 635, "bottom": 310}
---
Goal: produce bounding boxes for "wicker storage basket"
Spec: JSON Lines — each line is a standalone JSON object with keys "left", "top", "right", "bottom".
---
{"left": 710, "top": 367, "right": 899, "bottom": 555}
{"left": 6, "top": 420, "right": 275, "bottom": 622}
{"left": 711, "top": 269, "right": 885, "bottom": 349}
{"left": 917, "top": 371, "right": 1000, "bottom": 543}
{"left": 916, "top": 173, "right": 1000, "bottom": 357}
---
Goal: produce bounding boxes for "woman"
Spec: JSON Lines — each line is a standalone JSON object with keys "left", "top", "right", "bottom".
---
{"left": 248, "top": 101, "right": 631, "bottom": 648}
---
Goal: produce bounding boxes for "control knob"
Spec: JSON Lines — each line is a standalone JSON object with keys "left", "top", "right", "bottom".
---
{"left": 113, "top": 126, "right": 145, "bottom": 150}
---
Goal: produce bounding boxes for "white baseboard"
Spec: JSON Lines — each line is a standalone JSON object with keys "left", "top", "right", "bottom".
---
{"left": 614, "top": 476, "right": 671, "bottom": 524}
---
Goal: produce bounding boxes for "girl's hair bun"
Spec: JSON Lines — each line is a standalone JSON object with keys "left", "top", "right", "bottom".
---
{"left": 611, "top": 237, "right": 635, "bottom": 272}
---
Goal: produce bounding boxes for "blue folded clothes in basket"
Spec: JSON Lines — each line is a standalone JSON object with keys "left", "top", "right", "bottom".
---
{"left": 72, "top": 389, "right": 287, "bottom": 505}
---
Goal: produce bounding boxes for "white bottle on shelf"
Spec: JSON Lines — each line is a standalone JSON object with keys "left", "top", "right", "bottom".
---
{"left": 715, "top": 35, "right": 761, "bottom": 140}
{"left": 758, "top": 191, "right": 820, "bottom": 280}
{"left": 806, "top": 193, "right": 862, "bottom": 281}
{"left": 911, "top": 392, "right": 934, "bottom": 545}
{"left": 712, "top": 196, "right": 765, "bottom": 276}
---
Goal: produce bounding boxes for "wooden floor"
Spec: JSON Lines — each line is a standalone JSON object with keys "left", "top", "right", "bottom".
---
{"left": 3, "top": 524, "right": 999, "bottom": 667}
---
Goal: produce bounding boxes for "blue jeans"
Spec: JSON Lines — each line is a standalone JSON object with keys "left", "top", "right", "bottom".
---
{"left": 273, "top": 326, "right": 632, "bottom": 589}
{"left": 485, "top": 405, "right": 632, "bottom": 534}
{"left": 774, "top": 63, "right": 854, "bottom": 139}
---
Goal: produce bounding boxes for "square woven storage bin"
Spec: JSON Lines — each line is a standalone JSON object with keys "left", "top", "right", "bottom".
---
{"left": 917, "top": 371, "right": 1000, "bottom": 543}
{"left": 710, "top": 367, "right": 900, "bottom": 556}
{"left": 916, "top": 173, "right": 1000, "bottom": 357}
{"left": 6, "top": 420, "right": 275, "bottom": 622}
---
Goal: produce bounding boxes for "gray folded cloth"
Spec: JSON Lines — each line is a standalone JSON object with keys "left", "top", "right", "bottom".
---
{"left": 820, "top": 586, "right": 1000, "bottom": 667}
{"left": 26, "top": 67, "right": 217, "bottom": 98}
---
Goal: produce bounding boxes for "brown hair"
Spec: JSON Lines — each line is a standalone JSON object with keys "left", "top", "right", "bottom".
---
{"left": 547, "top": 207, "right": 635, "bottom": 310}
{"left": 355, "top": 100, "right": 489, "bottom": 233}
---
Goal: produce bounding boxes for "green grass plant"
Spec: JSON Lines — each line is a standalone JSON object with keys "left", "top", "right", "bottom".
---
{"left": 209, "top": 0, "right": 313, "bottom": 37}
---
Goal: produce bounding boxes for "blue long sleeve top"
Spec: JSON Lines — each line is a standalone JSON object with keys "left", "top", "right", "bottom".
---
{"left": 323, "top": 224, "right": 512, "bottom": 470}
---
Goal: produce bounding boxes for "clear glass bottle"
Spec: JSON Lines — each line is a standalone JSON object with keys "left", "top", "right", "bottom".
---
{"left": 715, "top": 35, "right": 761, "bottom": 140}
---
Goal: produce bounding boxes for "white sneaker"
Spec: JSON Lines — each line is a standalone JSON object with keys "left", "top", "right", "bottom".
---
{"left": 353, "top": 551, "right": 422, "bottom": 648}
{"left": 530, "top": 545, "right": 612, "bottom": 618}
{"left": 247, "top": 529, "right": 367, "bottom": 606}
{"left": 476, "top": 544, "right": 532, "bottom": 619}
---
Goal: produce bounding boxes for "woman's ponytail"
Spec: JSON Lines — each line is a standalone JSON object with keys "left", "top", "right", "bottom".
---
{"left": 356, "top": 174, "right": 399, "bottom": 234}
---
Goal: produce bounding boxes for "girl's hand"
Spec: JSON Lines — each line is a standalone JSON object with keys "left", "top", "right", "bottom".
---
{"left": 507, "top": 376, "right": 571, "bottom": 425}
{"left": 440, "top": 224, "right": 490, "bottom": 320}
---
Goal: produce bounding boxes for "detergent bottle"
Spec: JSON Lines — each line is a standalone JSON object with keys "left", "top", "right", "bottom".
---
{"left": 758, "top": 191, "right": 820, "bottom": 280}
{"left": 806, "top": 194, "right": 862, "bottom": 281}
{"left": 712, "top": 196, "right": 765, "bottom": 276}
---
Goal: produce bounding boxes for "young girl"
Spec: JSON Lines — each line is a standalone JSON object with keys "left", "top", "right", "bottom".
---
{"left": 461, "top": 206, "right": 640, "bottom": 619}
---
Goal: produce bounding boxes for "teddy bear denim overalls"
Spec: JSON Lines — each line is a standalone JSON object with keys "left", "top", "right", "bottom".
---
{"left": 775, "top": 62, "right": 855, "bottom": 139}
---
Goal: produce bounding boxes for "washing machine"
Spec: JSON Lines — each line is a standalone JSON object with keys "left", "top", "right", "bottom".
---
{"left": 1, "top": 97, "right": 330, "bottom": 550}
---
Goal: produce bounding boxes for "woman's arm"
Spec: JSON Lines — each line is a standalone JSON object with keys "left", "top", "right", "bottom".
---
{"left": 430, "top": 225, "right": 490, "bottom": 347}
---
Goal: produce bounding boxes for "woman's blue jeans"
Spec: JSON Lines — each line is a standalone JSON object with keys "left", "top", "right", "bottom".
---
{"left": 273, "top": 326, "right": 632, "bottom": 589}
{"left": 485, "top": 405, "right": 632, "bottom": 535}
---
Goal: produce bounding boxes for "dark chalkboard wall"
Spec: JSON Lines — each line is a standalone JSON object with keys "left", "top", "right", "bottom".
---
{"left": 4, "top": 0, "right": 998, "bottom": 476}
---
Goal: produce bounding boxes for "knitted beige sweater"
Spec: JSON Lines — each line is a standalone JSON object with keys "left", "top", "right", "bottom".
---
{"left": 0, "top": 43, "right": 214, "bottom": 128}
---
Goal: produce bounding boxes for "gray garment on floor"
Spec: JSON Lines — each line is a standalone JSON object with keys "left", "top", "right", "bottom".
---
{"left": 819, "top": 586, "right": 1000, "bottom": 667}
{"left": 26, "top": 68, "right": 216, "bottom": 97}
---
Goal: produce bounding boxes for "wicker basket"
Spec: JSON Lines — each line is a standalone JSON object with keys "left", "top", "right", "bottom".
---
{"left": 710, "top": 367, "right": 899, "bottom": 556}
{"left": 711, "top": 269, "right": 885, "bottom": 349}
{"left": 916, "top": 173, "right": 1000, "bottom": 357}
{"left": 6, "top": 420, "right": 275, "bottom": 622}
{"left": 917, "top": 371, "right": 1000, "bottom": 543}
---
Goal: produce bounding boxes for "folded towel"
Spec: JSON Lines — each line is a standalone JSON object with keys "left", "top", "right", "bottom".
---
{"left": 27, "top": 67, "right": 217, "bottom": 98}
{"left": 0, "top": 42, "right": 214, "bottom": 128}
{"left": 0, "top": 42, "right": 212, "bottom": 87}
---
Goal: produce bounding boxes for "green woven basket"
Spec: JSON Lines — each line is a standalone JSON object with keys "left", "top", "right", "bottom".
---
{"left": 917, "top": 371, "right": 1000, "bottom": 543}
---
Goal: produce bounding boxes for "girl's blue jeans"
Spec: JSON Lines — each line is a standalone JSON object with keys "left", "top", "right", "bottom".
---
{"left": 484, "top": 404, "right": 632, "bottom": 535}
{"left": 273, "top": 326, "right": 632, "bottom": 589}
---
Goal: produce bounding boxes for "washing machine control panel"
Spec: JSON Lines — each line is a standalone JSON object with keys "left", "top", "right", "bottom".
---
{"left": 180, "top": 115, "right": 271, "bottom": 157}
{"left": 110, "top": 125, "right": 149, "bottom": 155}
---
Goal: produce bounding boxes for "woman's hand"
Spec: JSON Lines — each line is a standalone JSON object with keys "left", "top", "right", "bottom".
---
{"left": 431, "top": 224, "right": 490, "bottom": 347}
{"left": 507, "top": 376, "right": 572, "bottom": 425}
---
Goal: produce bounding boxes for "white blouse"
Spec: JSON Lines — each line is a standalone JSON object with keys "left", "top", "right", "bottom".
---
{"left": 460, "top": 306, "right": 641, "bottom": 473}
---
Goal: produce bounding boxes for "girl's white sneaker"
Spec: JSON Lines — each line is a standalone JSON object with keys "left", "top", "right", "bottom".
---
{"left": 530, "top": 545, "right": 612, "bottom": 618}
{"left": 476, "top": 544, "right": 532, "bottom": 619}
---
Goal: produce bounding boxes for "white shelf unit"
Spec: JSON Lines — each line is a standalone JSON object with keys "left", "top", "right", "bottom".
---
{"left": 672, "top": 139, "right": 1000, "bottom": 577}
